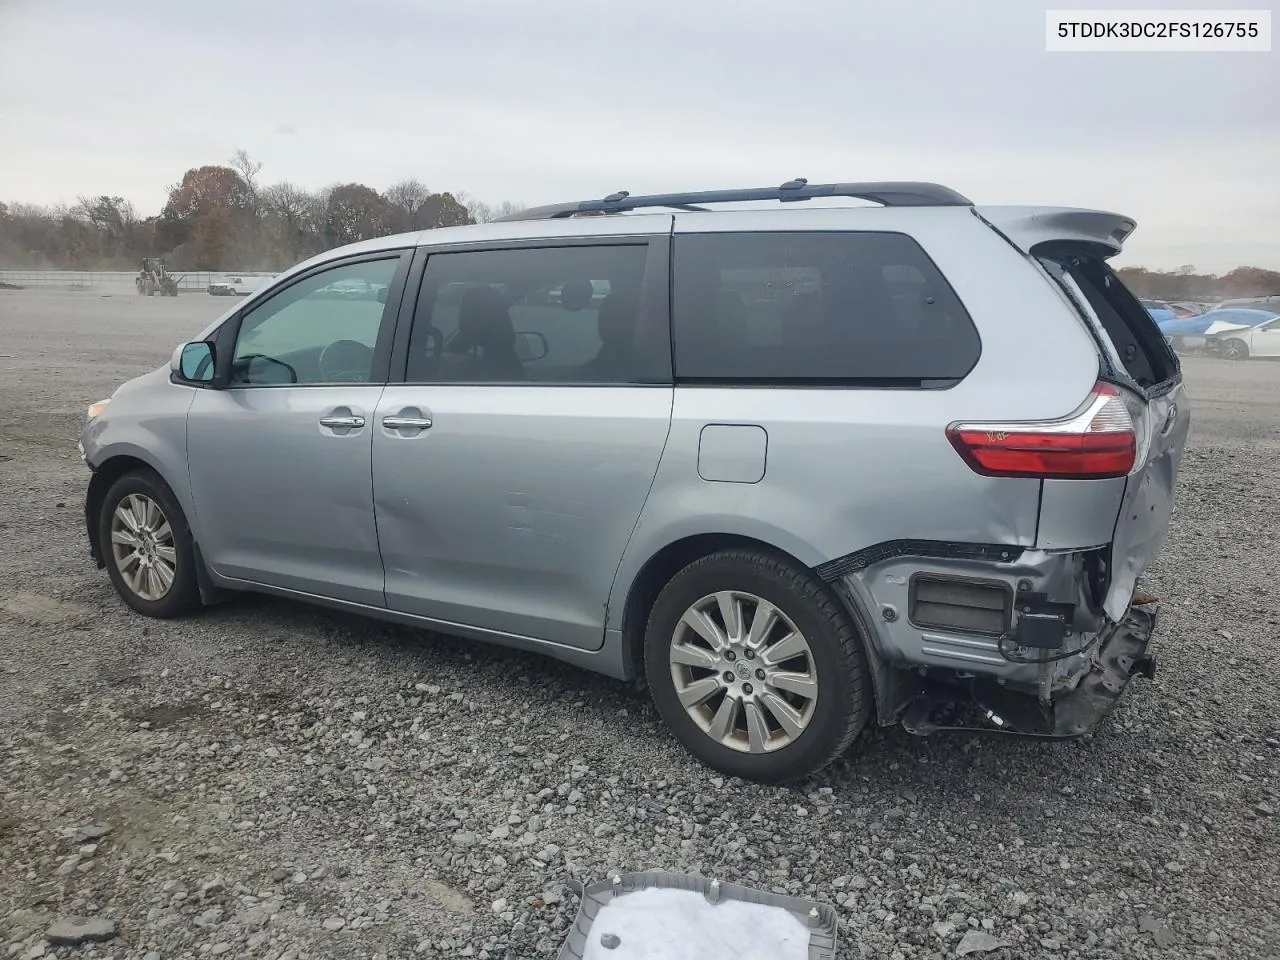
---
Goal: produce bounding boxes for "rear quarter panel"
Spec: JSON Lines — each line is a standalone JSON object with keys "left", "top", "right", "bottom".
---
{"left": 608, "top": 207, "right": 1104, "bottom": 631}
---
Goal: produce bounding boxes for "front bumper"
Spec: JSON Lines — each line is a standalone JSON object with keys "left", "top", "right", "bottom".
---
{"left": 900, "top": 601, "right": 1158, "bottom": 738}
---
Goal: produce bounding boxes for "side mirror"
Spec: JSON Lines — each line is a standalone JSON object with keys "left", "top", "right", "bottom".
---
{"left": 172, "top": 341, "right": 216, "bottom": 384}
{"left": 376, "top": 286, "right": 389, "bottom": 304}
{"left": 514, "top": 331, "right": 549, "bottom": 362}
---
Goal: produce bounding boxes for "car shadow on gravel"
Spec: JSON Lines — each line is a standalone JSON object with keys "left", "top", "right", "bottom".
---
{"left": 197, "top": 592, "right": 649, "bottom": 705}
{"left": 185, "top": 591, "right": 1139, "bottom": 803}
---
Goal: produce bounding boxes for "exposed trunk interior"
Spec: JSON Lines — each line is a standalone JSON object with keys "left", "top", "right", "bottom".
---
{"left": 1034, "top": 245, "right": 1180, "bottom": 391}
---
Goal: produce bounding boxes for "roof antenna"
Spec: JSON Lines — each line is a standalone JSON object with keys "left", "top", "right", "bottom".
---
{"left": 779, "top": 178, "right": 808, "bottom": 190}
{"left": 602, "top": 190, "right": 631, "bottom": 203}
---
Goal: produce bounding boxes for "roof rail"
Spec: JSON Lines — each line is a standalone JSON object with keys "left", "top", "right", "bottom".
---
{"left": 494, "top": 179, "right": 972, "bottom": 221}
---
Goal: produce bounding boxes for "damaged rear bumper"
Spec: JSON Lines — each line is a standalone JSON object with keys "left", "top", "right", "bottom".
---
{"left": 900, "top": 601, "right": 1158, "bottom": 738}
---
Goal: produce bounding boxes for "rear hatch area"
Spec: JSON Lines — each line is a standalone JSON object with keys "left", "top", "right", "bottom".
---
{"left": 1033, "top": 242, "right": 1189, "bottom": 620}
{"left": 974, "top": 206, "right": 1189, "bottom": 622}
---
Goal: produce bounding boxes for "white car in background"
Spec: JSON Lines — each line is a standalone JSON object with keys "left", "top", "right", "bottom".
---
{"left": 1203, "top": 311, "right": 1280, "bottom": 360}
{"left": 208, "top": 275, "right": 272, "bottom": 297}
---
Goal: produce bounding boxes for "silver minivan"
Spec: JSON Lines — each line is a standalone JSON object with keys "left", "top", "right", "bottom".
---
{"left": 82, "top": 180, "right": 1189, "bottom": 783}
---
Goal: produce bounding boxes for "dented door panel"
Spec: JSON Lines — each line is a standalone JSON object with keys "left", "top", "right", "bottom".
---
{"left": 372, "top": 385, "right": 673, "bottom": 650}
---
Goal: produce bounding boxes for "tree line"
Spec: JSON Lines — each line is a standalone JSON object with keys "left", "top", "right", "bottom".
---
{"left": 0, "top": 151, "right": 523, "bottom": 272}
{"left": 3, "top": 155, "right": 1278, "bottom": 295}
{"left": 1114, "top": 264, "right": 1280, "bottom": 303}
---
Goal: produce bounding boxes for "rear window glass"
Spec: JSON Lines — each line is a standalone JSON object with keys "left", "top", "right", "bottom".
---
{"left": 671, "top": 231, "right": 979, "bottom": 384}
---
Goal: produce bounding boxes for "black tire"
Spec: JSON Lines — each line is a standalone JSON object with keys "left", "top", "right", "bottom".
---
{"left": 1222, "top": 338, "right": 1249, "bottom": 361}
{"left": 644, "top": 549, "right": 871, "bottom": 784}
{"left": 98, "top": 469, "right": 202, "bottom": 618}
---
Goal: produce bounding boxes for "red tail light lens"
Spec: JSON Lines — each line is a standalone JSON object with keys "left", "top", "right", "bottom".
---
{"left": 946, "top": 382, "right": 1137, "bottom": 480}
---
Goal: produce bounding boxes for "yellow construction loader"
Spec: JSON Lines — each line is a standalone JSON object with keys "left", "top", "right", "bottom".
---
{"left": 136, "top": 258, "right": 180, "bottom": 297}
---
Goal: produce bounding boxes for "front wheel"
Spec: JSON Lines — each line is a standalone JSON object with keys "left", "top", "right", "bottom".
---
{"left": 99, "top": 470, "right": 201, "bottom": 618}
{"left": 1222, "top": 338, "right": 1249, "bottom": 361}
{"left": 644, "top": 549, "right": 871, "bottom": 784}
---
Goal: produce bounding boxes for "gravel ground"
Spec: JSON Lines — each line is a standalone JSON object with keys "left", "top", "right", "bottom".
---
{"left": 1, "top": 289, "right": 1278, "bottom": 960}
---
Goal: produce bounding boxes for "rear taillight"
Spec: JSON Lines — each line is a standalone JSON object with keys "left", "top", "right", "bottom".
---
{"left": 946, "top": 382, "right": 1137, "bottom": 480}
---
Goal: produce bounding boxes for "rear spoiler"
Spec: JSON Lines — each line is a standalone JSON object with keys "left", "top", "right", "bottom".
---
{"left": 972, "top": 206, "right": 1137, "bottom": 258}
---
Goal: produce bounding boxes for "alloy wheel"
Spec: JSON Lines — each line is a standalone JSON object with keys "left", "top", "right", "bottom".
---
{"left": 668, "top": 590, "right": 819, "bottom": 754}
{"left": 110, "top": 493, "right": 177, "bottom": 601}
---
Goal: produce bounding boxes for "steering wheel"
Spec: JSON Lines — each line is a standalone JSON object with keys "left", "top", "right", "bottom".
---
{"left": 232, "top": 353, "right": 297, "bottom": 385}
{"left": 318, "top": 339, "right": 375, "bottom": 383}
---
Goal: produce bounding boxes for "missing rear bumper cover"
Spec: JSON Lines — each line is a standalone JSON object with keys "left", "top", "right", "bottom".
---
{"left": 1004, "top": 587, "right": 1077, "bottom": 655}
{"left": 901, "top": 602, "right": 1158, "bottom": 738}
{"left": 908, "top": 573, "right": 1012, "bottom": 637}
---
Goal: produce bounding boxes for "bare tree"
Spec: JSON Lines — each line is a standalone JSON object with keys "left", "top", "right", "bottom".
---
{"left": 492, "top": 200, "right": 524, "bottom": 220}
{"left": 230, "top": 149, "right": 264, "bottom": 210}
{"left": 466, "top": 199, "right": 494, "bottom": 223}
{"left": 467, "top": 198, "right": 524, "bottom": 223}
{"left": 385, "top": 178, "right": 431, "bottom": 232}
{"left": 262, "top": 181, "right": 322, "bottom": 262}
{"left": 66, "top": 195, "right": 141, "bottom": 263}
{"left": 263, "top": 181, "right": 315, "bottom": 220}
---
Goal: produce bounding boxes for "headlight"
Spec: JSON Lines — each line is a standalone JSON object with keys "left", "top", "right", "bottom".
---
{"left": 87, "top": 398, "right": 111, "bottom": 420}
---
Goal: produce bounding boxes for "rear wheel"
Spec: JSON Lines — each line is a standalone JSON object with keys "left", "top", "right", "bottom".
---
{"left": 99, "top": 470, "right": 201, "bottom": 618}
{"left": 1222, "top": 338, "right": 1249, "bottom": 361}
{"left": 644, "top": 549, "right": 870, "bottom": 784}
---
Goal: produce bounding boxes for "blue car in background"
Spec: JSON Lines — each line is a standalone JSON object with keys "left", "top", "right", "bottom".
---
{"left": 1140, "top": 299, "right": 1176, "bottom": 324}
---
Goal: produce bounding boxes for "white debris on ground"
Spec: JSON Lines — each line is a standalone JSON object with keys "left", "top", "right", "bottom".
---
{"left": 581, "top": 887, "right": 811, "bottom": 960}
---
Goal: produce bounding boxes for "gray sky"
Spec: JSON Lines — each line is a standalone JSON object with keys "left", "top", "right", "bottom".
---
{"left": 1, "top": 0, "right": 1276, "bottom": 272}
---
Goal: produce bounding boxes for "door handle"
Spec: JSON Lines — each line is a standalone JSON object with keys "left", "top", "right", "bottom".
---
{"left": 382, "top": 416, "right": 433, "bottom": 430}
{"left": 319, "top": 415, "right": 366, "bottom": 428}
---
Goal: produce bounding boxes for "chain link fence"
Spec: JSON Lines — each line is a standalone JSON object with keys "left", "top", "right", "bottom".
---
{"left": 0, "top": 270, "right": 275, "bottom": 293}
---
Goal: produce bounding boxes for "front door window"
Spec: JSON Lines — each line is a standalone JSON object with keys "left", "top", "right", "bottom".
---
{"left": 230, "top": 258, "right": 400, "bottom": 385}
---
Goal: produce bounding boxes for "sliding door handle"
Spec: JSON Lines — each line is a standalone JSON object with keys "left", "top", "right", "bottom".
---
{"left": 382, "top": 416, "right": 433, "bottom": 430}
